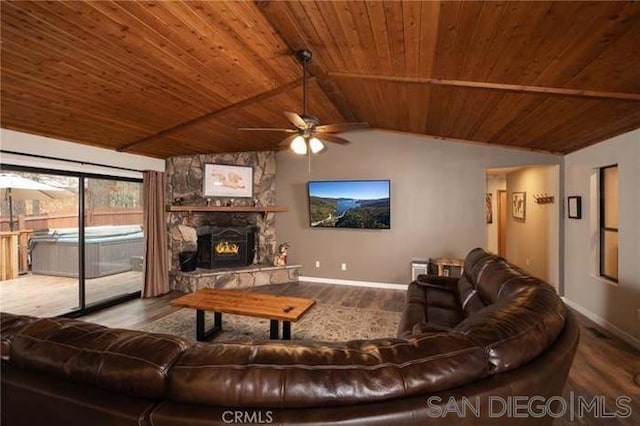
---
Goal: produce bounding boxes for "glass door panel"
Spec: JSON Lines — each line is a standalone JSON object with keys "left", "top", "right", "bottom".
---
{"left": 84, "top": 177, "right": 143, "bottom": 307}
{"left": 0, "top": 168, "right": 80, "bottom": 316}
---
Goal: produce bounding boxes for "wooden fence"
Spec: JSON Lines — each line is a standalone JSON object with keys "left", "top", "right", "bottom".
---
{"left": 0, "top": 209, "right": 143, "bottom": 232}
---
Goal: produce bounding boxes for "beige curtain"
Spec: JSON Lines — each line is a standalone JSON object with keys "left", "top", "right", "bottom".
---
{"left": 142, "top": 170, "right": 169, "bottom": 297}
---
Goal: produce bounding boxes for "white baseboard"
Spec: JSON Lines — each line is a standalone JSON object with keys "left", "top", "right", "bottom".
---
{"left": 299, "top": 276, "right": 407, "bottom": 290}
{"left": 562, "top": 297, "right": 640, "bottom": 351}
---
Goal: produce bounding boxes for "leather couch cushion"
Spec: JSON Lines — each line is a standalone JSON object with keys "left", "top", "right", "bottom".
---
{"left": 475, "top": 257, "right": 528, "bottom": 304}
{"left": 397, "top": 302, "right": 426, "bottom": 338}
{"left": 1, "top": 312, "right": 37, "bottom": 360}
{"left": 425, "top": 306, "right": 463, "bottom": 328}
{"left": 11, "top": 317, "right": 190, "bottom": 399}
{"left": 456, "top": 275, "right": 487, "bottom": 317}
{"left": 454, "top": 283, "right": 567, "bottom": 374}
{"left": 2, "top": 363, "right": 156, "bottom": 426}
{"left": 463, "top": 248, "right": 495, "bottom": 284}
{"left": 423, "top": 286, "right": 458, "bottom": 310}
{"left": 168, "top": 335, "right": 486, "bottom": 408}
{"left": 398, "top": 280, "right": 462, "bottom": 337}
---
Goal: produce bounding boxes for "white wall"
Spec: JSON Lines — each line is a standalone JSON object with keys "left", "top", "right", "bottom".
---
{"left": 486, "top": 174, "right": 506, "bottom": 254}
{"left": 564, "top": 129, "right": 640, "bottom": 343}
{"left": 0, "top": 129, "right": 164, "bottom": 178}
{"left": 276, "top": 130, "right": 562, "bottom": 284}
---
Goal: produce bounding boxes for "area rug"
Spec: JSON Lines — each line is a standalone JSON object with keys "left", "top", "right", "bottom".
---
{"left": 139, "top": 303, "right": 401, "bottom": 342}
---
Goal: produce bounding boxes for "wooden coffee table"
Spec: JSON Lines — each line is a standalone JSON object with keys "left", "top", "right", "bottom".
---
{"left": 171, "top": 288, "right": 315, "bottom": 342}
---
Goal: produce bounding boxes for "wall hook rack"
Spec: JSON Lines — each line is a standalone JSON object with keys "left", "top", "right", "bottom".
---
{"left": 533, "top": 194, "right": 554, "bottom": 204}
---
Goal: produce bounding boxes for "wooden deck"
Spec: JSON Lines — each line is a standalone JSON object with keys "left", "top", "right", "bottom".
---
{"left": 0, "top": 271, "right": 142, "bottom": 317}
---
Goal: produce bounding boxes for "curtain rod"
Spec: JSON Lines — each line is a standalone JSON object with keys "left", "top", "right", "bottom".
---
{"left": 0, "top": 150, "right": 145, "bottom": 173}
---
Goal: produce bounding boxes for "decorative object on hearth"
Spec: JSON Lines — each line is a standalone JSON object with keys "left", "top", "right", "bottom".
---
{"left": 274, "top": 242, "right": 290, "bottom": 266}
{"left": 512, "top": 191, "right": 526, "bottom": 220}
{"left": 203, "top": 164, "right": 253, "bottom": 198}
{"left": 485, "top": 193, "right": 493, "bottom": 224}
{"left": 238, "top": 49, "right": 368, "bottom": 156}
{"left": 179, "top": 251, "right": 197, "bottom": 272}
{"left": 568, "top": 195, "right": 582, "bottom": 219}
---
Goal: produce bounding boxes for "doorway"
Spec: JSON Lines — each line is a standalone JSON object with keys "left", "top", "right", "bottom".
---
{"left": 485, "top": 165, "right": 561, "bottom": 289}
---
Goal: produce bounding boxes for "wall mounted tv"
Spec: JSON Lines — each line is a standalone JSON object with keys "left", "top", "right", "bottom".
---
{"left": 308, "top": 180, "right": 391, "bottom": 229}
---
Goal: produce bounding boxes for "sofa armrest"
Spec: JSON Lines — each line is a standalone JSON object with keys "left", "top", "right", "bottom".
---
{"left": 415, "top": 275, "right": 458, "bottom": 292}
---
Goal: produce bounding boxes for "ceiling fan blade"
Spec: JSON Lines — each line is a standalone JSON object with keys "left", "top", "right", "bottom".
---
{"left": 278, "top": 133, "right": 300, "bottom": 147}
{"left": 319, "top": 134, "right": 350, "bottom": 145}
{"left": 238, "top": 127, "right": 297, "bottom": 133}
{"left": 315, "top": 122, "right": 369, "bottom": 133}
{"left": 284, "top": 111, "right": 308, "bottom": 129}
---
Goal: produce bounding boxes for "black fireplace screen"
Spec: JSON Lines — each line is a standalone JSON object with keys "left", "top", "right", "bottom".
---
{"left": 196, "top": 226, "right": 256, "bottom": 269}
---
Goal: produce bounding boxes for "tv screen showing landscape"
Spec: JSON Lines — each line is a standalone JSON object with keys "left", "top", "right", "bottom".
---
{"left": 308, "top": 180, "right": 391, "bottom": 229}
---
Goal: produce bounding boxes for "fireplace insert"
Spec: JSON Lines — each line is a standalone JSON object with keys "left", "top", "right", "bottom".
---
{"left": 196, "top": 226, "right": 256, "bottom": 269}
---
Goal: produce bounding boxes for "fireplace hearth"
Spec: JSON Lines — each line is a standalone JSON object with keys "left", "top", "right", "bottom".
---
{"left": 197, "top": 226, "right": 257, "bottom": 269}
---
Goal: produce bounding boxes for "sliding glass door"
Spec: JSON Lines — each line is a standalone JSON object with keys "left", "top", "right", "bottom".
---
{"left": 0, "top": 169, "right": 80, "bottom": 316}
{"left": 84, "top": 177, "right": 143, "bottom": 307}
{"left": 0, "top": 165, "right": 142, "bottom": 317}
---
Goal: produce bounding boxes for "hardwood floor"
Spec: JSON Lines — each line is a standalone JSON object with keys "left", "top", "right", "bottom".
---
{"left": 82, "top": 282, "right": 640, "bottom": 424}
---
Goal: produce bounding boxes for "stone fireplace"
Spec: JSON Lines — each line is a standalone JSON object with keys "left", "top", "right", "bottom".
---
{"left": 166, "top": 151, "right": 276, "bottom": 269}
{"left": 166, "top": 151, "right": 298, "bottom": 292}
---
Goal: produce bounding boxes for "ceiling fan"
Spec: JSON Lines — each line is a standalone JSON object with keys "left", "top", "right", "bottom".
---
{"left": 238, "top": 49, "right": 368, "bottom": 155}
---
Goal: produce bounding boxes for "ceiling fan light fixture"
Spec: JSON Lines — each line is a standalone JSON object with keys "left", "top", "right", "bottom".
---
{"left": 290, "top": 135, "right": 307, "bottom": 155}
{"left": 309, "top": 137, "right": 325, "bottom": 154}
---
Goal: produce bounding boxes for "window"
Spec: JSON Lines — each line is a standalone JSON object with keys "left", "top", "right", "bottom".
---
{"left": 599, "top": 165, "right": 618, "bottom": 282}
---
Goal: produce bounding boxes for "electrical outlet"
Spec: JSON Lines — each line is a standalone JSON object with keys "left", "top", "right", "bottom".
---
{"left": 315, "top": 261, "right": 320, "bottom": 268}
{"left": 525, "top": 258, "right": 530, "bottom": 266}
{"left": 341, "top": 263, "right": 347, "bottom": 271}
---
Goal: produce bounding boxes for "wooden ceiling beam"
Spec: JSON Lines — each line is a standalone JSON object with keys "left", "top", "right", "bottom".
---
{"left": 255, "top": 1, "right": 357, "bottom": 122}
{"left": 116, "top": 78, "right": 305, "bottom": 152}
{"left": 329, "top": 72, "right": 640, "bottom": 102}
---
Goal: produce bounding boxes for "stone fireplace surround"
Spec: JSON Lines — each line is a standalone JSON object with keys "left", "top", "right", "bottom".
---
{"left": 166, "top": 151, "right": 299, "bottom": 292}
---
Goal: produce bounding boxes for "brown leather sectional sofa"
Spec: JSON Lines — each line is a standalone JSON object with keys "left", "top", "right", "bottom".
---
{"left": 1, "top": 248, "right": 579, "bottom": 425}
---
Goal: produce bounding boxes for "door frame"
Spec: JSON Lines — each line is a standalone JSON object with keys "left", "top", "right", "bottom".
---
{"left": 497, "top": 189, "right": 507, "bottom": 257}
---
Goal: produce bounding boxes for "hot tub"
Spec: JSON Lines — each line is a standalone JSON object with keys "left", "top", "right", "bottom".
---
{"left": 30, "top": 225, "right": 143, "bottom": 279}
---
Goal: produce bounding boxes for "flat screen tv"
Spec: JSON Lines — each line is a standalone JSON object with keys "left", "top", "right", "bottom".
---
{"left": 308, "top": 180, "right": 391, "bottom": 229}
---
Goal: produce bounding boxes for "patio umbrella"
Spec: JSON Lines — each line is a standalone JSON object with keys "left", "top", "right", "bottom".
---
{"left": 0, "top": 174, "right": 70, "bottom": 231}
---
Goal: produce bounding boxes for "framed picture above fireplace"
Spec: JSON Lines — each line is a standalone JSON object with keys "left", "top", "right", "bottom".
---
{"left": 203, "top": 164, "right": 253, "bottom": 198}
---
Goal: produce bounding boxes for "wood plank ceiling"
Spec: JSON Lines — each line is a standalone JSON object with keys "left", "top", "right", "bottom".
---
{"left": 1, "top": 1, "right": 639, "bottom": 158}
